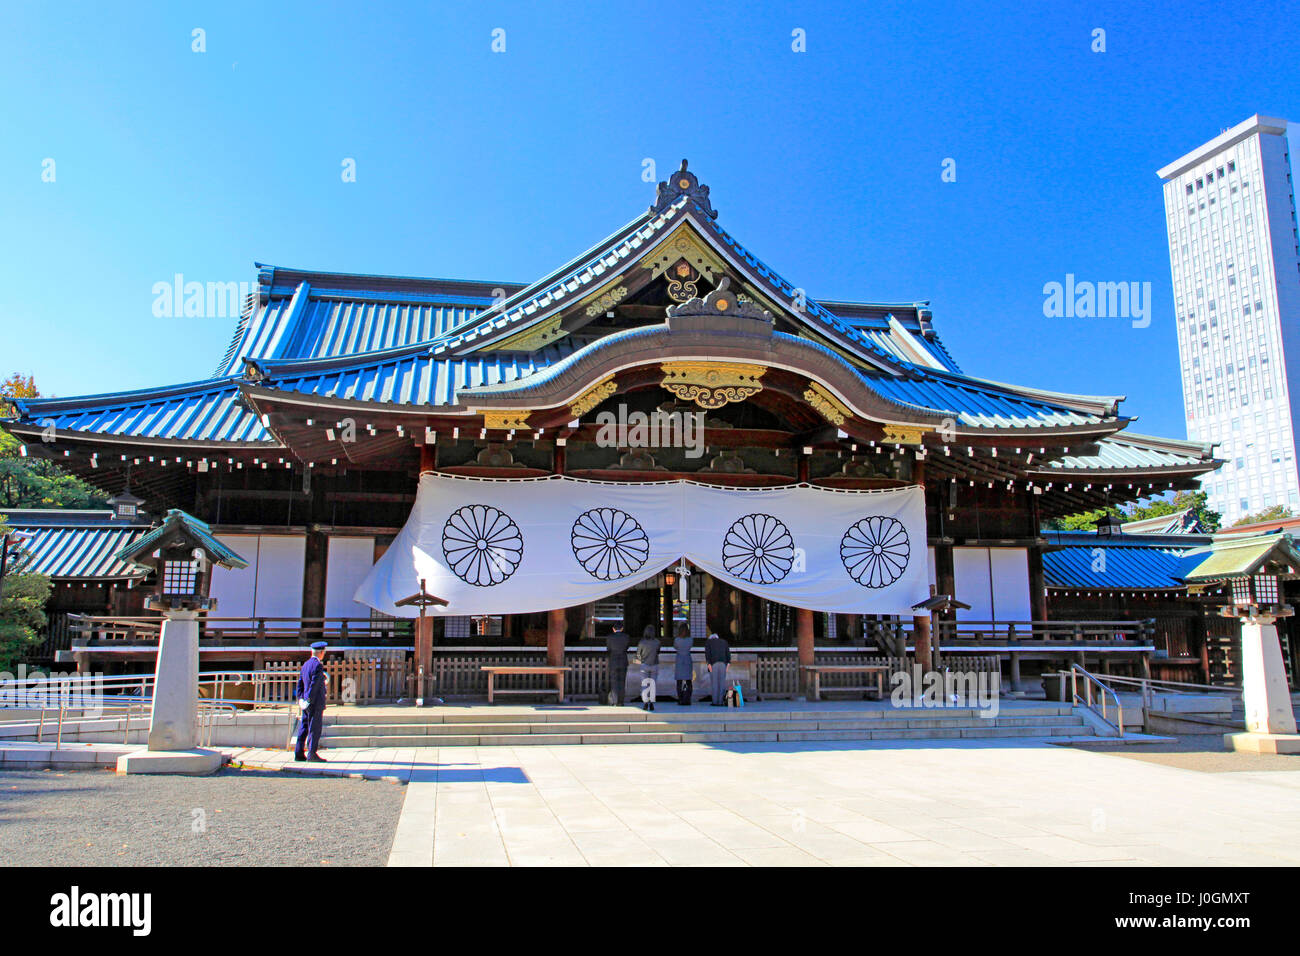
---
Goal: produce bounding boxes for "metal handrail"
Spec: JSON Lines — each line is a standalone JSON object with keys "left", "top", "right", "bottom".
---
{"left": 1069, "top": 664, "right": 1125, "bottom": 737}
{"left": 1081, "top": 673, "right": 1242, "bottom": 697}
{"left": 1073, "top": 672, "right": 1244, "bottom": 734}
{"left": 0, "top": 670, "right": 298, "bottom": 749}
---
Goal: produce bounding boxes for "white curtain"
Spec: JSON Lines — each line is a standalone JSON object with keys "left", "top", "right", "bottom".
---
{"left": 355, "top": 474, "right": 928, "bottom": 617}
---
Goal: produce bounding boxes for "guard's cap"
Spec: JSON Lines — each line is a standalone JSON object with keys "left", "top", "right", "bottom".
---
{"left": 310, "top": 641, "right": 328, "bottom": 650}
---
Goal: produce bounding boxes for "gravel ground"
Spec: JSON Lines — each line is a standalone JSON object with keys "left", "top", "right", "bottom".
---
{"left": 0, "top": 767, "right": 406, "bottom": 866}
{"left": 1075, "top": 733, "right": 1300, "bottom": 773}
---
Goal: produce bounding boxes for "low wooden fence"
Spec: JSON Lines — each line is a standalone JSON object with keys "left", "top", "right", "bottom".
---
{"left": 264, "top": 657, "right": 411, "bottom": 705}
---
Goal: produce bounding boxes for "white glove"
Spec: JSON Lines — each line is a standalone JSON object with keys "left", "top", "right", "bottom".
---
{"left": 298, "top": 698, "right": 310, "bottom": 713}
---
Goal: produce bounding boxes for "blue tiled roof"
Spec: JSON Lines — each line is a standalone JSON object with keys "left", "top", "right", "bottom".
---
{"left": 249, "top": 339, "right": 582, "bottom": 407}
{"left": 863, "top": 369, "right": 1113, "bottom": 428}
{"left": 456, "top": 325, "right": 1118, "bottom": 429}
{"left": 216, "top": 272, "right": 514, "bottom": 377}
{"left": 1042, "top": 532, "right": 1205, "bottom": 590}
{"left": 10, "top": 379, "right": 270, "bottom": 444}
{"left": 1045, "top": 432, "right": 1218, "bottom": 472}
{"left": 5, "top": 513, "right": 149, "bottom": 580}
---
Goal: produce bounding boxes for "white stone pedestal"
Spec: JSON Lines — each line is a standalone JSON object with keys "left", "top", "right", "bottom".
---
{"left": 1224, "top": 617, "right": 1300, "bottom": 755}
{"left": 117, "top": 609, "right": 224, "bottom": 775}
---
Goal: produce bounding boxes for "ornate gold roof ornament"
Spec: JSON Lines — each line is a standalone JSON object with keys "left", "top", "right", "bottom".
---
{"left": 486, "top": 314, "right": 566, "bottom": 352}
{"left": 638, "top": 225, "right": 727, "bottom": 287}
{"left": 661, "top": 361, "right": 765, "bottom": 409}
{"left": 569, "top": 377, "right": 617, "bottom": 418}
{"left": 666, "top": 260, "right": 699, "bottom": 303}
{"left": 881, "top": 424, "right": 927, "bottom": 446}
{"left": 665, "top": 276, "right": 774, "bottom": 325}
{"left": 478, "top": 410, "right": 530, "bottom": 430}
{"left": 650, "top": 159, "right": 717, "bottom": 219}
{"left": 803, "top": 382, "right": 852, "bottom": 426}
{"left": 582, "top": 284, "right": 628, "bottom": 318}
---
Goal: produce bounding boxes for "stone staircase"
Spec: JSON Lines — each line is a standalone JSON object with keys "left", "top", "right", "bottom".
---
{"left": 318, "top": 703, "right": 1095, "bottom": 747}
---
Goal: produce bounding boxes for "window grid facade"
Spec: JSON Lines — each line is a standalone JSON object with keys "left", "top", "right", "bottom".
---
{"left": 1160, "top": 116, "right": 1300, "bottom": 525}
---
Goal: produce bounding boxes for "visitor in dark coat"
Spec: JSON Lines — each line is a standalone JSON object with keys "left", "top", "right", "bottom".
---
{"left": 672, "top": 623, "right": 694, "bottom": 705}
{"left": 606, "top": 621, "right": 631, "bottom": 706}
{"left": 705, "top": 632, "right": 731, "bottom": 706}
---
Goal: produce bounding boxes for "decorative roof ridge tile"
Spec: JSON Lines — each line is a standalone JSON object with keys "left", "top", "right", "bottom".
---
{"left": 1097, "top": 429, "right": 1218, "bottom": 457}
{"left": 439, "top": 204, "right": 681, "bottom": 353}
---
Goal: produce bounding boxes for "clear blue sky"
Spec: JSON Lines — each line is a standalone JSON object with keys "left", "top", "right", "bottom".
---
{"left": 2, "top": 0, "right": 1297, "bottom": 442}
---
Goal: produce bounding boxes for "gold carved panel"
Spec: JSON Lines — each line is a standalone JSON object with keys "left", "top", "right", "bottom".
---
{"left": 661, "top": 362, "right": 765, "bottom": 410}
{"left": 569, "top": 377, "right": 617, "bottom": 418}
{"left": 478, "top": 410, "right": 530, "bottom": 430}
{"left": 881, "top": 424, "right": 927, "bottom": 446}
{"left": 802, "top": 383, "right": 852, "bottom": 426}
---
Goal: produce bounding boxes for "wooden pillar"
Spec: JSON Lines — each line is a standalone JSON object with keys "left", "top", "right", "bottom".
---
{"left": 301, "top": 528, "right": 328, "bottom": 626}
{"left": 936, "top": 544, "right": 956, "bottom": 605}
{"left": 419, "top": 443, "right": 436, "bottom": 474}
{"left": 1027, "top": 545, "right": 1048, "bottom": 622}
{"left": 913, "top": 613, "right": 932, "bottom": 671}
{"left": 547, "top": 607, "right": 566, "bottom": 668}
{"left": 796, "top": 606, "right": 815, "bottom": 696}
{"left": 416, "top": 615, "right": 434, "bottom": 699}
{"left": 661, "top": 582, "right": 672, "bottom": 643}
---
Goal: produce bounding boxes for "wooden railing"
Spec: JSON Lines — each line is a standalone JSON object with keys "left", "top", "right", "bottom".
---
{"left": 865, "top": 619, "right": 1155, "bottom": 648}
{"left": 176, "top": 647, "right": 1006, "bottom": 704}
{"left": 66, "top": 614, "right": 413, "bottom": 646}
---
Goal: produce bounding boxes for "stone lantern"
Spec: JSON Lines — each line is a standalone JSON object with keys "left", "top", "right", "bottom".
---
{"left": 1183, "top": 532, "right": 1300, "bottom": 753}
{"left": 112, "top": 509, "right": 248, "bottom": 774}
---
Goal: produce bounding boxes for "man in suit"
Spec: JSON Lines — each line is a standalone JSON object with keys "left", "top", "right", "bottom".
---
{"left": 294, "top": 641, "right": 329, "bottom": 762}
{"left": 605, "top": 620, "right": 631, "bottom": 706}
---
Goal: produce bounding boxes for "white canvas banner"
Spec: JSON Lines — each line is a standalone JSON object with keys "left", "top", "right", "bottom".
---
{"left": 355, "top": 474, "right": 928, "bottom": 617}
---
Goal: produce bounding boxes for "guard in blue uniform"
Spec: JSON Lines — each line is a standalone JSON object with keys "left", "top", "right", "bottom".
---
{"left": 294, "top": 641, "right": 329, "bottom": 762}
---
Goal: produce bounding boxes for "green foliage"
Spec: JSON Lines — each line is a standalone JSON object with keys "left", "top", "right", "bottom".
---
{"left": 1231, "top": 504, "right": 1295, "bottom": 528}
{"left": 1125, "top": 490, "right": 1222, "bottom": 533}
{"left": 1047, "top": 490, "right": 1222, "bottom": 534}
{"left": 0, "top": 572, "right": 51, "bottom": 673}
{"left": 0, "top": 373, "right": 109, "bottom": 510}
{"left": 1046, "top": 507, "right": 1120, "bottom": 532}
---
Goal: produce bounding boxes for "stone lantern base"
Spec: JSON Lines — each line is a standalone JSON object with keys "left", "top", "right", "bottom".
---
{"left": 1224, "top": 732, "right": 1300, "bottom": 755}
{"left": 116, "top": 749, "right": 227, "bottom": 775}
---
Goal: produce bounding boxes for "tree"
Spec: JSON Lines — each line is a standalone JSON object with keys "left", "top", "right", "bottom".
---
{"left": 0, "top": 572, "right": 52, "bottom": 673}
{"left": 1124, "top": 490, "right": 1222, "bottom": 533}
{"left": 0, "top": 514, "right": 51, "bottom": 672}
{"left": 1045, "top": 507, "right": 1121, "bottom": 532}
{"left": 0, "top": 373, "right": 109, "bottom": 510}
{"left": 1231, "top": 505, "right": 1295, "bottom": 528}
{"left": 1046, "top": 489, "right": 1222, "bottom": 533}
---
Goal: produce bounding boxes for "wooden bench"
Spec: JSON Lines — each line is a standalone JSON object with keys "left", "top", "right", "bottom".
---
{"left": 800, "top": 664, "right": 890, "bottom": 701}
{"left": 480, "top": 666, "right": 572, "bottom": 704}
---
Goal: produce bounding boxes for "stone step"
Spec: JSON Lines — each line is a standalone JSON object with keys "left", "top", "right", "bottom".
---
{"left": 322, "top": 704, "right": 1076, "bottom": 727}
{"left": 320, "top": 721, "right": 1088, "bottom": 748}
{"left": 322, "top": 714, "right": 1084, "bottom": 739}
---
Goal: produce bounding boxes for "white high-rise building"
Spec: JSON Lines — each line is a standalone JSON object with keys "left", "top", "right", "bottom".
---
{"left": 1159, "top": 115, "right": 1300, "bottom": 526}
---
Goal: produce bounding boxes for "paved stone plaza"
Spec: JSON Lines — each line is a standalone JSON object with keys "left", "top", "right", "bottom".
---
{"left": 4, "top": 735, "right": 1299, "bottom": 866}
{"left": 231, "top": 736, "right": 1300, "bottom": 867}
